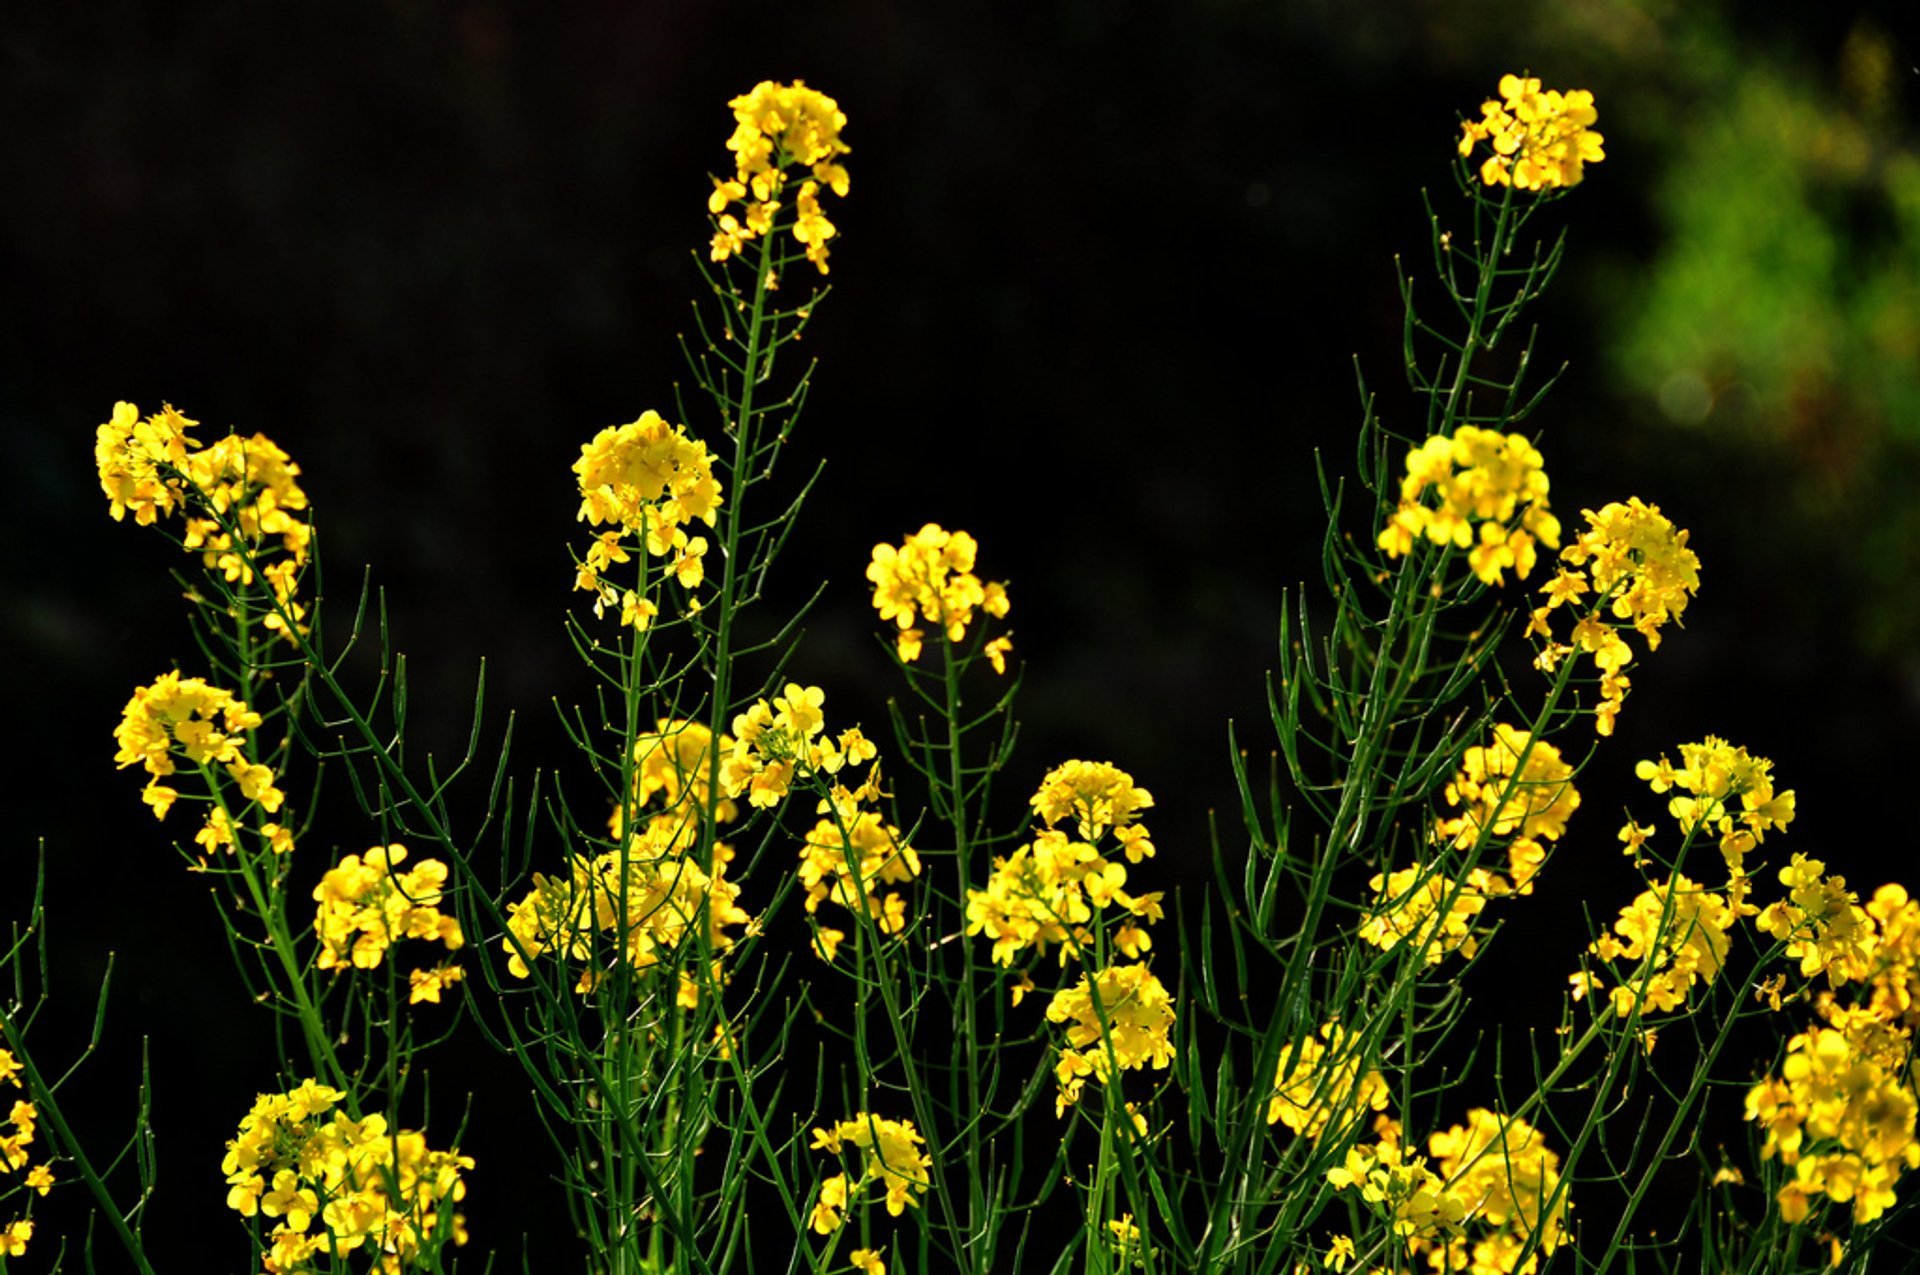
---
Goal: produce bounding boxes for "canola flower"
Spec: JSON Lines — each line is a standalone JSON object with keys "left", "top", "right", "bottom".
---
{"left": 1377, "top": 427, "right": 1561, "bottom": 587}
{"left": 1267, "top": 1019, "right": 1390, "bottom": 1138}
{"left": 0, "top": 1050, "right": 51, "bottom": 1260}
{"left": 867, "top": 524, "right": 1011, "bottom": 667}
{"left": 1327, "top": 1111, "right": 1569, "bottom": 1274}
{"left": 1046, "top": 962, "right": 1177, "bottom": 1115}
{"left": 312, "top": 844, "right": 466, "bottom": 1004}
{"left": 1359, "top": 862, "right": 1493, "bottom": 966}
{"left": 572, "top": 411, "right": 723, "bottom": 630}
{"left": 1529, "top": 498, "right": 1701, "bottom": 735}
{"left": 708, "top": 80, "right": 850, "bottom": 274}
{"left": 967, "top": 761, "right": 1163, "bottom": 967}
{"left": 797, "top": 778, "right": 921, "bottom": 960}
{"left": 96, "top": 401, "right": 313, "bottom": 641}
{"left": 221, "top": 1080, "right": 471, "bottom": 1271}
{"left": 1458, "top": 74, "right": 1605, "bottom": 191}
{"left": 1635, "top": 736, "right": 1795, "bottom": 887}
{"left": 113, "top": 670, "right": 287, "bottom": 829}
{"left": 1432, "top": 724, "right": 1580, "bottom": 897}
{"left": 1578, "top": 874, "right": 1738, "bottom": 1019}
{"left": 808, "top": 1113, "right": 931, "bottom": 1234}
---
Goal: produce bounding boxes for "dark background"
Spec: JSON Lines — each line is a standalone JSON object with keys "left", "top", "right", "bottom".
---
{"left": 6, "top": 1, "right": 1920, "bottom": 1267}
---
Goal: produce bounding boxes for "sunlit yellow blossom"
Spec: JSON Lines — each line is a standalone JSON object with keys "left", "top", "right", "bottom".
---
{"left": 867, "top": 524, "right": 1011, "bottom": 663}
{"left": 1377, "top": 427, "right": 1560, "bottom": 585}
{"left": 1046, "top": 962, "right": 1177, "bottom": 1110}
{"left": 1427, "top": 1109, "right": 1570, "bottom": 1263}
{"left": 1756, "top": 855, "right": 1873, "bottom": 984}
{"left": 113, "top": 671, "right": 286, "bottom": 823}
{"left": 708, "top": 81, "right": 850, "bottom": 274}
{"left": 1531, "top": 499, "right": 1700, "bottom": 735}
{"left": 313, "top": 844, "right": 465, "bottom": 974}
{"left": 1458, "top": 75, "right": 1605, "bottom": 191}
{"left": 811, "top": 1113, "right": 931, "bottom": 1221}
{"left": 1746, "top": 1007, "right": 1920, "bottom": 1224}
{"left": 1268, "top": 1020, "right": 1390, "bottom": 1138}
{"left": 1587, "top": 875, "right": 1736, "bottom": 1017}
{"left": 572, "top": 410, "right": 722, "bottom": 617}
{"left": 1326, "top": 1123, "right": 1467, "bottom": 1243}
{"left": 1432, "top": 724, "right": 1579, "bottom": 895}
{"left": 849, "top": 1247, "right": 887, "bottom": 1275}
{"left": 221, "top": 1081, "right": 471, "bottom": 1265}
{"left": 1359, "top": 863, "right": 1491, "bottom": 964}
{"left": 798, "top": 795, "right": 922, "bottom": 941}
{"left": 501, "top": 823, "right": 751, "bottom": 995}
{"left": 98, "top": 402, "right": 314, "bottom": 642}
{"left": 1634, "top": 737, "right": 1794, "bottom": 881}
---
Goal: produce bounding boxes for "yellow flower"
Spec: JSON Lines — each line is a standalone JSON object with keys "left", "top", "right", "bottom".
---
{"left": 313, "top": 844, "right": 465, "bottom": 974}
{"left": 811, "top": 1114, "right": 932, "bottom": 1221}
{"left": 1269, "top": 1020, "right": 1390, "bottom": 1138}
{"left": 1431, "top": 724, "right": 1579, "bottom": 895}
{"left": 1046, "top": 963, "right": 1177, "bottom": 1110}
{"left": 849, "top": 1247, "right": 886, "bottom": 1275}
{"left": 866, "top": 524, "right": 1010, "bottom": 661}
{"left": 708, "top": 81, "right": 851, "bottom": 274}
{"left": 1458, "top": 75, "right": 1605, "bottom": 190}
{"left": 1376, "top": 426, "right": 1559, "bottom": 585}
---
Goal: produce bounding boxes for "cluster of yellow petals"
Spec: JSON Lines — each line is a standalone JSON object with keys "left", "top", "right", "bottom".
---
{"left": 1377, "top": 427, "right": 1561, "bottom": 587}
{"left": 1635, "top": 736, "right": 1795, "bottom": 892}
{"left": 97, "top": 401, "right": 313, "bottom": 641}
{"left": 1359, "top": 862, "right": 1493, "bottom": 965}
{"left": 221, "top": 1080, "right": 470, "bottom": 1270}
{"left": 312, "top": 844, "right": 466, "bottom": 1004}
{"left": 1756, "top": 855, "right": 1874, "bottom": 983}
{"left": 966, "top": 761, "right": 1163, "bottom": 967}
{"left": 0, "top": 1051, "right": 51, "bottom": 1259}
{"left": 719, "top": 685, "right": 875, "bottom": 811}
{"left": 808, "top": 1113, "right": 931, "bottom": 1235}
{"left": 709, "top": 80, "right": 850, "bottom": 274}
{"left": 1432, "top": 724, "right": 1580, "bottom": 897}
{"left": 1328, "top": 1111, "right": 1569, "bottom": 1274}
{"left": 572, "top": 411, "right": 723, "bottom": 630}
{"left": 1747, "top": 1006, "right": 1920, "bottom": 1225}
{"left": 1045, "top": 962, "right": 1178, "bottom": 1117}
{"left": 502, "top": 816, "right": 750, "bottom": 1002}
{"left": 113, "top": 670, "right": 288, "bottom": 833}
{"left": 798, "top": 777, "right": 921, "bottom": 960}
{"left": 1529, "top": 498, "right": 1701, "bottom": 735}
{"left": 1424, "top": 1110, "right": 1570, "bottom": 1271}
{"left": 1267, "top": 1019, "right": 1390, "bottom": 1137}
{"left": 867, "top": 524, "right": 1012, "bottom": 669}
{"left": 1578, "top": 874, "right": 1738, "bottom": 1018}
{"left": 1458, "top": 74, "right": 1605, "bottom": 191}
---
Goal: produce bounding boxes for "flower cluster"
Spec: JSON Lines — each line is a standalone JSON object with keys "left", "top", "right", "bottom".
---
{"left": 1578, "top": 874, "right": 1738, "bottom": 1018}
{"left": 572, "top": 411, "right": 723, "bottom": 630}
{"left": 1358, "top": 861, "right": 1492, "bottom": 965}
{"left": 1457, "top": 74, "right": 1605, "bottom": 191}
{"left": 867, "top": 524, "right": 1011, "bottom": 668}
{"left": 1747, "top": 1006, "right": 1920, "bottom": 1225}
{"left": 1267, "top": 1019, "right": 1390, "bottom": 1138}
{"left": 1756, "top": 855, "right": 1874, "bottom": 984}
{"left": 966, "top": 762, "right": 1172, "bottom": 1112}
{"left": 798, "top": 776, "right": 921, "bottom": 960}
{"left": 1636, "top": 736, "right": 1795, "bottom": 890}
{"left": 221, "top": 1080, "right": 471, "bottom": 1271}
{"left": 1376, "top": 427, "right": 1561, "bottom": 587}
{"left": 97, "top": 401, "right": 313, "bottom": 640}
{"left": 1045, "top": 962, "right": 1178, "bottom": 1116}
{"left": 1529, "top": 498, "right": 1701, "bottom": 735}
{"left": 1328, "top": 1111, "right": 1569, "bottom": 1273}
{"left": 718, "top": 684, "right": 876, "bottom": 810}
{"left": 113, "top": 671, "right": 289, "bottom": 837}
{"left": 313, "top": 845, "right": 466, "bottom": 1004}
{"left": 808, "top": 1113, "right": 931, "bottom": 1237}
{"left": 502, "top": 816, "right": 751, "bottom": 1001}
{"left": 709, "top": 80, "right": 850, "bottom": 274}
{"left": 630, "top": 718, "right": 738, "bottom": 826}
{"left": 1432, "top": 724, "right": 1580, "bottom": 896}
{"left": 0, "top": 1051, "right": 52, "bottom": 1259}
{"left": 967, "top": 761, "right": 1161, "bottom": 966}
{"left": 1425, "top": 1109, "right": 1570, "bottom": 1270}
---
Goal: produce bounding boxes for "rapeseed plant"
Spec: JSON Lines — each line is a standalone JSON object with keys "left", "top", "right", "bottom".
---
{"left": 4, "top": 72, "right": 1914, "bottom": 1275}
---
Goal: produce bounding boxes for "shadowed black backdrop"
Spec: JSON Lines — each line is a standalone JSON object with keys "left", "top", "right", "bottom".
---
{"left": 6, "top": 1, "right": 1919, "bottom": 1266}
